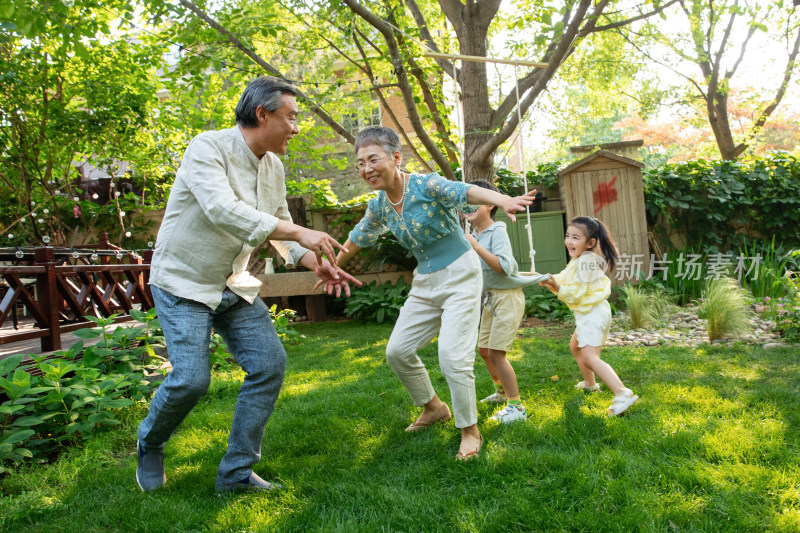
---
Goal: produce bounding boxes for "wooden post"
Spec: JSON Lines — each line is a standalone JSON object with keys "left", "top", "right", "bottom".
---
{"left": 305, "top": 295, "right": 327, "bottom": 322}
{"left": 34, "top": 246, "right": 61, "bottom": 351}
{"left": 142, "top": 249, "right": 154, "bottom": 309}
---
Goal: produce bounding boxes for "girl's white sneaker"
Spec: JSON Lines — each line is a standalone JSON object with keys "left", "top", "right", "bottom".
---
{"left": 608, "top": 389, "right": 639, "bottom": 416}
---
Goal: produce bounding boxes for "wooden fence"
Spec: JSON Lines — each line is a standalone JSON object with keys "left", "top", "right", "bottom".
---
{"left": 0, "top": 244, "right": 154, "bottom": 352}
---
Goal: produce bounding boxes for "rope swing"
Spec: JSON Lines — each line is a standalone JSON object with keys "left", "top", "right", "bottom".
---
{"left": 432, "top": 53, "right": 545, "bottom": 274}
{"left": 450, "top": 56, "right": 471, "bottom": 235}
{"left": 513, "top": 63, "right": 536, "bottom": 273}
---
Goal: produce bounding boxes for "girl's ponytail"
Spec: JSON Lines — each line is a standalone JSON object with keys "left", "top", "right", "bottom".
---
{"left": 569, "top": 216, "right": 619, "bottom": 272}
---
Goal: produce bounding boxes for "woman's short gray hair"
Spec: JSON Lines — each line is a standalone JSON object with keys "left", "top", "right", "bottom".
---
{"left": 354, "top": 126, "right": 401, "bottom": 157}
{"left": 235, "top": 76, "right": 298, "bottom": 128}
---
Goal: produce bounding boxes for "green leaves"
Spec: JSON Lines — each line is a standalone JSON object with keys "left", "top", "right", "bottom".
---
{"left": 643, "top": 153, "right": 800, "bottom": 250}
{"left": 343, "top": 278, "right": 410, "bottom": 324}
{"left": 0, "top": 312, "right": 165, "bottom": 469}
{"left": 524, "top": 288, "right": 573, "bottom": 322}
{"left": 0, "top": 353, "right": 25, "bottom": 377}
{"left": 0, "top": 0, "right": 171, "bottom": 249}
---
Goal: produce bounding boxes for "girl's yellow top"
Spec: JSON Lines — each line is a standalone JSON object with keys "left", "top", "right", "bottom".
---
{"left": 548, "top": 252, "right": 611, "bottom": 314}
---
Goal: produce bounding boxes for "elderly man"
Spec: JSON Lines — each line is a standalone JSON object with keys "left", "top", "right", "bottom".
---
{"left": 136, "top": 76, "right": 358, "bottom": 492}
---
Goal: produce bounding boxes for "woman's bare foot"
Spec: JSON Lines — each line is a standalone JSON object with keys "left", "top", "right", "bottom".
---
{"left": 405, "top": 399, "right": 451, "bottom": 432}
{"left": 456, "top": 425, "right": 483, "bottom": 460}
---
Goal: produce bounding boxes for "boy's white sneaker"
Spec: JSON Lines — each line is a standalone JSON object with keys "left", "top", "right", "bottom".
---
{"left": 575, "top": 381, "right": 601, "bottom": 392}
{"left": 490, "top": 404, "right": 527, "bottom": 424}
{"left": 480, "top": 392, "right": 507, "bottom": 404}
{"left": 608, "top": 389, "right": 639, "bottom": 416}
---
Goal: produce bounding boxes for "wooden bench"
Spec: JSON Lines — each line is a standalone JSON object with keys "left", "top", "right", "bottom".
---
{"left": 257, "top": 270, "right": 412, "bottom": 321}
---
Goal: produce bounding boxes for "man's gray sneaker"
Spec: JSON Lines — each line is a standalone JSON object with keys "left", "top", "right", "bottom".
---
{"left": 216, "top": 472, "right": 283, "bottom": 493}
{"left": 136, "top": 440, "right": 165, "bottom": 491}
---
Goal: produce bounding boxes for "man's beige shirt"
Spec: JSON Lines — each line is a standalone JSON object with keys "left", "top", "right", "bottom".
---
{"left": 150, "top": 125, "right": 307, "bottom": 310}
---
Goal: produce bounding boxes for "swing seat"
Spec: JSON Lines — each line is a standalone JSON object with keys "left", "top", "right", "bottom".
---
{"left": 517, "top": 272, "right": 549, "bottom": 283}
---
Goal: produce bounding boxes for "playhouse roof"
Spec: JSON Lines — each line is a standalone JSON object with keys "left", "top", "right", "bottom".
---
{"left": 558, "top": 149, "right": 644, "bottom": 177}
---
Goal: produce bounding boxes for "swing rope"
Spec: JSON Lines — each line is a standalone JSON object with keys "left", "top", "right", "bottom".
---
{"left": 452, "top": 56, "right": 471, "bottom": 235}
{"left": 448, "top": 55, "right": 537, "bottom": 272}
{"left": 513, "top": 64, "right": 536, "bottom": 273}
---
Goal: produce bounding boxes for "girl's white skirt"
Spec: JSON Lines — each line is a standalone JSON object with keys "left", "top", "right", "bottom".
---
{"left": 573, "top": 300, "right": 611, "bottom": 348}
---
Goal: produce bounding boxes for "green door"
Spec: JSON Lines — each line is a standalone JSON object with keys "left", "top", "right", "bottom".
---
{"left": 493, "top": 210, "right": 567, "bottom": 275}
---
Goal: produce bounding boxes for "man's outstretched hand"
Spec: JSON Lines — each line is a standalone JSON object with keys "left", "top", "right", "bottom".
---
{"left": 313, "top": 261, "right": 362, "bottom": 298}
{"left": 295, "top": 227, "right": 349, "bottom": 268}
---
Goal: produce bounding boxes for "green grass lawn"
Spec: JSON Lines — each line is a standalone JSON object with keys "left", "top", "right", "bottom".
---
{"left": 1, "top": 321, "right": 799, "bottom": 532}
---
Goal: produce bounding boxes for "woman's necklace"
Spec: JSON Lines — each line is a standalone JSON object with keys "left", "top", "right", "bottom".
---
{"left": 386, "top": 172, "right": 407, "bottom": 206}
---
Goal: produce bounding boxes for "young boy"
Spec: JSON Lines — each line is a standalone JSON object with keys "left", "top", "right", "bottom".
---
{"left": 465, "top": 180, "right": 546, "bottom": 423}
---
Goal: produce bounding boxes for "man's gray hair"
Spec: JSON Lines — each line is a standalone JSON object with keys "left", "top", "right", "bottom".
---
{"left": 354, "top": 126, "right": 402, "bottom": 157}
{"left": 235, "top": 76, "right": 298, "bottom": 128}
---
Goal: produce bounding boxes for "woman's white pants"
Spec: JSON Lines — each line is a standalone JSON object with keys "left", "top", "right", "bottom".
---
{"left": 385, "top": 251, "right": 482, "bottom": 428}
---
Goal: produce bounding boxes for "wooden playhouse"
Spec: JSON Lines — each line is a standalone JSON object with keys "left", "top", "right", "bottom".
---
{"left": 558, "top": 150, "right": 650, "bottom": 281}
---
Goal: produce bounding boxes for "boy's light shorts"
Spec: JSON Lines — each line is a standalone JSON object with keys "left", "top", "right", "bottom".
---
{"left": 478, "top": 288, "right": 526, "bottom": 352}
{"left": 573, "top": 300, "right": 612, "bottom": 348}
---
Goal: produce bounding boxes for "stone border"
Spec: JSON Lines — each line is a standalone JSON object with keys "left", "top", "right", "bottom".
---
{"left": 606, "top": 305, "right": 791, "bottom": 349}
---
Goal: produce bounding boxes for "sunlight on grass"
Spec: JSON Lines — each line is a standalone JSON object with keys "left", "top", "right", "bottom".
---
{"left": 281, "top": 369, "right": 336, "bottom": 395}
{"left": 212, "top": 495, "right": 295, "bottom": 532}
{"left": 716, "top": 361, "right": 764, "bottom": 381}
{"left": 2, "top": 320, "right": 800, "bottom": 532}
{"left": 774, "top": 510, "right": 800, "bottom": 531}
{"left": 701, "top": 417, "right": 786, "bottom": 463}
{"left": 652, "top": 384, "right": 742, "bottom": 413}
{"left": 525, "top": 396, "right": 564, "bottom": 426}
{"left": 655, "top": 490, "right": 710, "bottom": 523}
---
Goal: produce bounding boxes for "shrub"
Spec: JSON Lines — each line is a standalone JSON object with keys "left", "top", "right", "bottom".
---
{"left": 755, "top": 275, "right": 800, "bottom": 342}
{"left": 621, "top": 284, "right": 669, "bottom": 329}
{"left": 739, "top": 238, "right": 800, "bottom": 300}
{"left": 208, "top": 305, "right": 304, "bottom": 370}
{"left": 700, "top": 278, "right": 751, "bottom": 341}
{"left": 523, "top": 288, "right": 573, "bottom": 322}
{"left": 361, "top": 235, "right": 417, "bottom": 272}
{"left": 0, "top": 310, "right": 164, "bottom": 471}
{"left": 640, "top": 245, "right": 710, "bottom": 306}
{"left": 270, "top": 305, "right": 304, "bottom": 343}
{"left": 343, "top": 278, "right": 410, "bottom": 324}
{"left": 644, "top": 152, "right": 800, "bottom": 251}
{"left": 493, "top": 162, "right": 562, "bottom": 195}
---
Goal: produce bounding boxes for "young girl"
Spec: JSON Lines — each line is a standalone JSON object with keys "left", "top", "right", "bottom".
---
{"left": 539, "top": 217, "right": 639, "bottom": 416}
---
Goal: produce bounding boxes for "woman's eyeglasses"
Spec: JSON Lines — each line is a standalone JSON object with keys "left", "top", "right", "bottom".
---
{"left": 356, "top": 155, "right": 389, "bottom": 172}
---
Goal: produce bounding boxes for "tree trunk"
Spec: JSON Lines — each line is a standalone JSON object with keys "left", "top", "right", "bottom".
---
{"left": 708, "top": 91, "right": 744, "bottom": 160}
{"left": 457, "top": 8, "right": 496, "bottom": 183}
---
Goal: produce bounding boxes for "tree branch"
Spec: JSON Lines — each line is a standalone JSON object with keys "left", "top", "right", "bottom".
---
{"left": 393, "top": 19, "right": 458, "bottom": 163}
{"left": 403, "top": 0, "right": 457, "bottom": 77}
{"left": 724, "top": 24, "right": 757, "bottom": 80}
{"left": 351, "top": 29, "right": 433, "bottom": 171}
{"left": 475, "top": 0, "right": 503, "bottom": 28}
{"left": 712, "top": 1, "right": 739, "bottom": 80}
{"left": 480, "top": 0, "right": 597, "bottom": 158}
{"left": 342, "top": 0, "right": 454, "bottom": 178}
{"left": 748, "top": 24, "right": 800, "bottom": 139}
{"left": 439, "top": 0, "right": 465, "bottom": 36}
{"left": 177, "top": 0, "right": 355, "bottom": 143}
{"left": 581, "top": 0, "right": 680, "bottom": 35}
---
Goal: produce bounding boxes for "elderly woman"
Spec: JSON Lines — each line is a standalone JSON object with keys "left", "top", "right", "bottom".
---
{"left": 333, "top": 126, "right": 535, "bottom": 460}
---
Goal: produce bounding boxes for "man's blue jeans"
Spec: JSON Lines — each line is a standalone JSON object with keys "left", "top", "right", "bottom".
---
{"left": 137, "top": 285, "right": 286, "bottom": 485}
